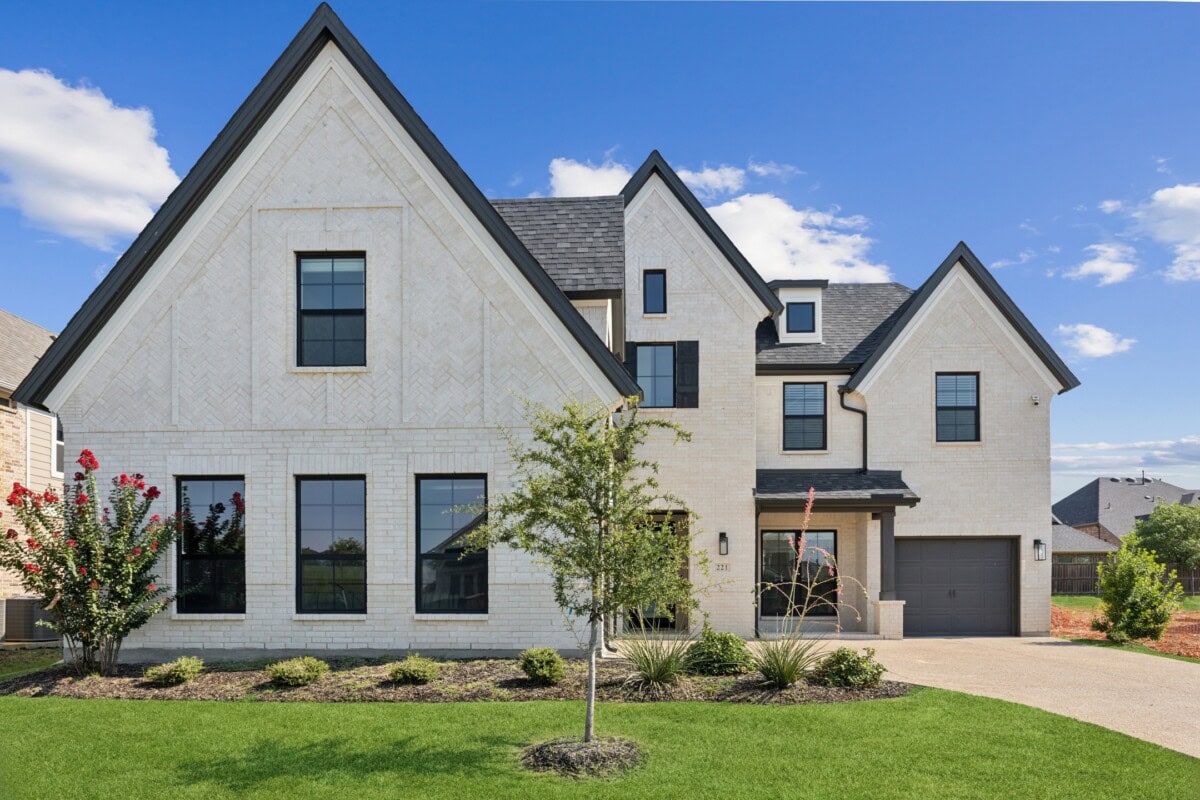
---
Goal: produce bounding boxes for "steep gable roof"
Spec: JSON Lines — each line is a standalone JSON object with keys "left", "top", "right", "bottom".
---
{"left": 1054, "top": 476, "right": 1200, "bottom": 539}
{"left": 14, "top": 3, "right": 639, "bottom": 409}
{"left": 620, "top": 151, "right": 782, "bottom": 315}
{"left": 843, "top": 242, "right": 1080, "bottom": 394}
{"left": 0, "top": 309, "right": 55, "bottom": 395}
{"left": 491, "top": 197, "right": 624, "bottom": 295}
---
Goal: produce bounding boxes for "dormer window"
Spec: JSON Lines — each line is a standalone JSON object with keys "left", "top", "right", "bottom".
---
{"left": 786, "top": 302, "right": 815, "bottom": 334}
{"left": 770, "top": 280, "right": 826, "bottom": 344}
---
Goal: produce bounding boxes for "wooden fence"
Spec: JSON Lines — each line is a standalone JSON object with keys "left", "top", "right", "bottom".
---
{"left": 1052, "top": 562, "right": 1200, "bottom": 595}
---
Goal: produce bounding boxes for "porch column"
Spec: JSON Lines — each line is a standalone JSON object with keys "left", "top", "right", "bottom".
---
{"left": 879, "top": 510, "right": 896, "bottom": 601}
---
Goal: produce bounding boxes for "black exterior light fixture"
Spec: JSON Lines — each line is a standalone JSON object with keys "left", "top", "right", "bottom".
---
{"left": 718, "top": 531, "right": 729, "bottom": 556}
{"left": 1033, "top": 539, "right": 1047, "bottom": 561}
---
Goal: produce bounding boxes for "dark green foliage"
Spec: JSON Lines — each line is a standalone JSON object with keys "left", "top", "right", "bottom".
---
{"left": 1093, "top": 534, "right": 1183, "bottom": 643}
{"left": 388, "top": 655, "right": 441, "bottom": 685}
{"left": 1133, "top": 503, "right": 1200, "bottom": 569}
{"left": 686, "top": 623, "right": 753, "bottom": 675}
{"left": 266, "top": 656, "right": 329, "bottom": 687}
{"left": 143, "top": 656, "right": 204, "bottom": 687}
{"left": 754, "top": 638, "right": 824, "bottom": 689}
{"left": 811, "top": 647, "right": 885, "bottom": 688}
{"left": 623, "top": 635, "right": 693, "bottom": 690}
{"left": 518, "top": 648, "right": 566, "bottom": 685}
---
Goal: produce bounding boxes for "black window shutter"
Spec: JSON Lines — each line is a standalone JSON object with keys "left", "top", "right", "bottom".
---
{"left": 675, "top": 340, "right": 699, "bottom": 408}
{"left": 624, "top": 341, "right": 638, "bottom": 381}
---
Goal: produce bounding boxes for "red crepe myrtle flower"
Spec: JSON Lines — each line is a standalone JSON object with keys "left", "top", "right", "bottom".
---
{"left": 77, "top": 450, "right": 99, "bottom": 471}
{"left": 79, "top": 567, "right": 87, "bottom": 576}
{"left": 5, "top": 529, "right": 16, "bottom": 539}
{"left": 150, "top": 541, "right": 158, "bottom": 552}
{"left": 26, "top": 538, "right": 41, "bottom": 549}
{"left": 67, "top": 539, "right": 76, "bottom": 548}
{"left": 144, "top": 486, "right": 161, "bottom": 500}
{"left": 118, "top": 473, "right": 130, "bottom": 486}
{"left": 75, "top": 493, "right": 89, "bottom": 505}
{"left": 74, "top": 472, "right": 85, "bottom": 482}
{"left": 23, "top": 563, "right": 39, "bottom": 573}
{"left": 149, "top": 514, "right": 161, "bottom": 524}
{"left": 148, "top": 582, "right": 156, "bottom": 592}
{"left": 133, "top": 547, "right": 142, "bottom": 556}
{"left": 89, "top": 579, "right": 99, "bottom": 590}
{"left": 42, "top": 490, "right": 58, "bottom": 504}
{"left": 232, "top": 491, "right": 245, "bottom": 514}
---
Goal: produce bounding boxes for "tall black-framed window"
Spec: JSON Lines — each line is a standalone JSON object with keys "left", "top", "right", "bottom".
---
{"left": 636, "top": 343, "right": 675, "bottom": 408}
{"left": 760, "top": 529, "right": 837, "bottom": 617}
{"left": 53, "top": 419, "right": 65, "bottom": 475}
{"left": 297, "top": 253, "right": 366, "bottom": 367}
{"left": 935, "top": 372, "right": 980, "bottom": 442}
{"left": 416, "top": 475, "right": 487, "bottom": 613}
{"left": 785, "top": 302, "right": 816, "bottom": 333}
{"left": 296, "top": 477, "right": 366, "bottom": 613}
{"left": 783, "top": 383, "right": 826, "bottom": 450}
{"left": 643, "top": 269, "right": 667, "bottom": 314}
{"left": 176, "top": 476, "right": 246, "bottom": 614}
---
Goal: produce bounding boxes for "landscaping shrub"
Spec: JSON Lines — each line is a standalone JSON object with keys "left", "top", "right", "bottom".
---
{"left": 266, "top": 656, "right": 329, "bottom": 687}
{"left": 1093, "top": 534, "right": 1183, "bottom": 643}
{"left": 143, "top": 656, "right": 204, "bottom": 687}
{"left": 623, "top": 635, "right": 692, "bottom": 690}
{"left": 753, "top": 638, "right": 824, "bottom": 689}
{"left": 388, "top": 655, "right": 441, "bottom": 685}
{"left": 686, "top": 622, "right": 753, "bottom": 676}
{"left": 811, "top": 647, "right": 885, "bottom": 688}
{"left": 519, "top": 647, "right": 566, "bottom": 685}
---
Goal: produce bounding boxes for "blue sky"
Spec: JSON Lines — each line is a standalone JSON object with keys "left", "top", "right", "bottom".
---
{"left": 0, "top": 2, "right": 1197, "bottom": 498}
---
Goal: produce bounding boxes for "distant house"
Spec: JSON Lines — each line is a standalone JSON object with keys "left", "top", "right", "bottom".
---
{"left": 1053, "top": 476, "right": 1200, "bottom": 547}
{"left": 1051, "top": 520, "right": 1117, "bottom": 564}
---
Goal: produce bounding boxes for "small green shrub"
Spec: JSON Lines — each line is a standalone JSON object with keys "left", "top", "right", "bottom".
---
{"left": 143, "top": 656, "right": 204, "bottom": 686}
{"left": 389, "top": 655, "right": 442, "bottom": 685}
{"left": 266, "top": 656, "right": 329, "bottom": 687}
{"left": 623, "top": 635, "right": 692, "bottom": 690}
{"left": 686, "top": 623, "right": 753, "bottom": 676}
{"left": 811, "top": 647, "right": 885, "bottom": 688}
{"left": 519, "top": 647, "right": 566, "bottom": 685}
{"left": 1094, "top": 533, "right": 1183, "bottom": 643}
{"left": 754, "top": 638, "right": 823, "bottom": 689}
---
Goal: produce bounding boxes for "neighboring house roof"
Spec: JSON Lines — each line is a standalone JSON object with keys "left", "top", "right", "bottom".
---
{"left": 756, "top": 283, "right": 914, "bottom": 372}
{"left": 755, "top": 469, "right": 920, "bottom": 507}
{"left": 491, "top": 197, "right": 624, "bottom": 295}
{"left": 1052, "top": 523, "right": 1117, "bottom": 554}
{"left": 13, "top": 3, "right": 640, "bottom": 410}
{"left": 843, "top": 242, "right": 1080, "bottom": 395}
{"left": 1053, "top": 476, "right": 1200, "bottom": 539}
{"left": 0, "top": 309, "right": 55, "bottom": 395}
{"left": 620, "top": 151, "right": 783, "bottom": 315}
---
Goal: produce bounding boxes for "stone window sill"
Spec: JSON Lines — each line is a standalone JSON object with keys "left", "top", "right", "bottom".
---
{"left": 413, "top": 613, "right": 488, "bottom": 622}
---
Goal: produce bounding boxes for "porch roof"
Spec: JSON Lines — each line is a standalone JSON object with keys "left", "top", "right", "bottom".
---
{"left": 755, "top": 469, "right": 920, "bottom": 510}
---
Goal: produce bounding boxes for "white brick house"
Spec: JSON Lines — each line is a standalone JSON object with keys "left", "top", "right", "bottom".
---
{"left": 13, "top": 5, "right": 1078, "bottom": 658}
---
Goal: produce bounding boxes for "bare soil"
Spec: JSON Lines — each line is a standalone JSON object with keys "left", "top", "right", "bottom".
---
{"left": 1052, "top": 605, "right": 1200, "bottom": 659}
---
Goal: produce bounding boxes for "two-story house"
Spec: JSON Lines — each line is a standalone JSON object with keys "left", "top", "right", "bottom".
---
{"left": 12, "top": 5, "right": 1078, "bottom": 659}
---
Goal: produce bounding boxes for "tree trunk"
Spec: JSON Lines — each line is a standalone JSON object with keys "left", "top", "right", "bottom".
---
{"left": 584, "top": 613, "right": 598, "bottom": 743}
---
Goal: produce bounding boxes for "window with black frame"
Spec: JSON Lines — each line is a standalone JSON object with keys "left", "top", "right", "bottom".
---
{"left": 297, "top": 253, "right": 366, "bottom": 367}
{"left": 935, "top": 372, "right": 980, "bottom": 442}
{"left": 297, "top": 477, "right": 366, "bottom": 613}
{"left": 177, "top": 477, "right": 246, "bottom": 614}
{"left": 759, "top": 530, "right": 837, "bottom": 617}
{"left": 416, "top": 476, "right": 487, "bottom": 613}
{"left": 635, "top": 343, "right": 675, "bottom": 408}
{"left": 783, "top": 383, "right": 826, "bottom": 450}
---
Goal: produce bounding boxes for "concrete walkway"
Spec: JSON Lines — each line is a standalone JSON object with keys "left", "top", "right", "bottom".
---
{"left": 869, "top": 637, "right": 1200, "bottom": 758}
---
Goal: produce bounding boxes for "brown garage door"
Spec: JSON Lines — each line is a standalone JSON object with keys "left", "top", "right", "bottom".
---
{"left": 895, "top": 538, "right": 1016, "bottom": 636}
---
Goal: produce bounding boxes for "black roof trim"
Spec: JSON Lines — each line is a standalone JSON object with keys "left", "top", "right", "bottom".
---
{"left": 565, "top": 289, "right": 622, "bottom": 301}
{"left": 843, "top": 242, "right": 1080, "bottom": 395}
{"left": 620, "top": 151, "right": 782, "bottom": 315}
{"left": 756, "top": 364, "right": 856, "bottom": 376}
{"left": 14, "top": 3, "right": 640, "bottom": 408}
{"left": 769, "top": 279, "right": 829, "bottom": 289}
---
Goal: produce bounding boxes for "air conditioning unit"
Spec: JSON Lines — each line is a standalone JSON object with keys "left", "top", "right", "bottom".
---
{"left": 3, "top": 597, "right": 59, "bottom": 642}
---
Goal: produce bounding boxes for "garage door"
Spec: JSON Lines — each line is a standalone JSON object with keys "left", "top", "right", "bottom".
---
{"left": 895, "top": 538, "right": 1016, "bottom": 636}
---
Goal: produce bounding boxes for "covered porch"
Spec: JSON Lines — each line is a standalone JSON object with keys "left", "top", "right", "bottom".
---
{"left": 755, "top": 469, "right": 919, "bottom": 639}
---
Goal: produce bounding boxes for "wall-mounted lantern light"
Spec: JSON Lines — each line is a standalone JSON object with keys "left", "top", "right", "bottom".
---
{"left": 1033, "top": 539, "right": 1047, "bottom": 561}
{"left": 718, "top": 532, "right": 729, "bottom": 556}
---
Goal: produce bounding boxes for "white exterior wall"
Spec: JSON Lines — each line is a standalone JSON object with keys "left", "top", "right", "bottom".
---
{"left": 624, "top": 174, "right": 766, "bottom": 638}
{"left": 51, "top": 45, "right": 621, "bottom": 656}
{"left": 755, "top": 373, "right": 863, "bottom": 470}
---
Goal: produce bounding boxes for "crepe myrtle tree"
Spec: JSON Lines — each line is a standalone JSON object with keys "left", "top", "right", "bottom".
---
{"left": 1, "top": 450, "right": 177, "bottom": 675}
{"left": 467, "top": 399, "right": 701, "bottom": 743}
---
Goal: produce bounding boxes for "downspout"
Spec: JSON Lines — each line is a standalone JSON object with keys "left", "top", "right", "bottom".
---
{"left": 838, "top": 387, "right": 868, "bottom": 473}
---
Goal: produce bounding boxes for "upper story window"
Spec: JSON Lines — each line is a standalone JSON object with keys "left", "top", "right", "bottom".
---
{"left": 935, "top": 373, "right": 980, "bottom": 442}
{"left": 297, "top": 477, "right": 367, "bottom": 613}
{"left": 417, "top": 476, "right": 487, "bottom": 614}
{"left": 636, "top": 344, "right": 675, "bottom": 408}
{"left": 785, "top": 302, "right": 816, "bottom": 334}
{"left": 177, "top": 477, "right": 246, "bottom": 614}
{"left": 297, "top": 253, "right": 366, "bottom": 367}
{"left": 783, "top": 383, "right": 826, "bottom": 451}
{"left": 53, "top": 418, "right": 65, "bottom": 476}
{"left": 643, "top": 270, "right": 667, "bottom": 314}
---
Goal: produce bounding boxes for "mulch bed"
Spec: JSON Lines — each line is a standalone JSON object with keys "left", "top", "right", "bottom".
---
{"left": 0, "top": 655, "right": 908, "bottom": 705}
{"left": 522, "top": 737, "right": 644, "bottom": 778}
{"left": 1052, "top": 605, "right": 1200, "bottom": 659}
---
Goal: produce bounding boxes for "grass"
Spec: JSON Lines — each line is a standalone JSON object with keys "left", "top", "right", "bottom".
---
{"left": 0, "top": 690, "right": 1194, "bottom": 799}
{"left": 0, "top": 649, "right": 60, "bottom": 679}
{"left": 1053, "top": 594, "right": 1200, "bottom": 612}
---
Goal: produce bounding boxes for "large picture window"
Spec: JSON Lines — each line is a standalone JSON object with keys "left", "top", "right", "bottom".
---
{"left": 935, "top": 373, "right": 980, "bottom": 442}
{"left": 297, "top": 253, "right": 366, "bottom": 367}
{"left": 760, "top": 529, "right": 837, "bottom": 617}
{"left": 417, "top": 476, "right": 487, "bottom": 613}
{"left": 177, "top": 477, "right": 246, "bottom": 614}
{"left": 297, "top": 477, "right": 366, "bottom": 613}
{"left": 783, "top": 383, "right": 826, "bottom": 450}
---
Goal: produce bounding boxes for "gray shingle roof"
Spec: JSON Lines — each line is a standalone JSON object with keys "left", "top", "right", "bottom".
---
{"left": 0, "top": 309, "right": 55, "bottom": 394}
{"left": 1053, "top": 477, "right": 1200, "bottom": 539}
{"left": 756, "top": 283, "right": 914, "bottom": 369}
{"left": 1052, "top": 524, "right": 1117, "bottom": 554}
{"left": 756, "top": 469, "right": 919, "bottom": 505}
{"left": 491, "top": 197, "right": 625, "bottom": 294}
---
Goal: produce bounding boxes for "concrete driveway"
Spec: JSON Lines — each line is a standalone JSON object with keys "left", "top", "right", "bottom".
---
{"left": 869, "top": 637, "right": 1200, "bottom": 758}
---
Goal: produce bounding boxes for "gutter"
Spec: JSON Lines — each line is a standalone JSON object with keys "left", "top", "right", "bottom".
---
{"left": 838, "top": 387, "right": 868, "bottom": 473}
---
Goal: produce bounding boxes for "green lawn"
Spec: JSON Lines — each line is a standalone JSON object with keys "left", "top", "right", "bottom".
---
{"left": 0, "top": 690, "right": 1194, "bottom": 799}
{"left": 0, "top": 649, "right": 60, "bottom": 679}
{"left": 1053, "top": 594, "right": 1200, "bottom": 612}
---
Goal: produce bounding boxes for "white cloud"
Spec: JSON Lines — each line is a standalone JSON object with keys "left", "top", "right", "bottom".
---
{"left": 1064, "top": 243, "right": 1138, "bottom": 285}
{"left": 747, "top": 159, "right": 802, "bottom": 179}
{"left": 707, "top": 193, "right": 891, "bottom": 282}
{"left": 0, "top": 68, "right": 179, "bottom": 249}
{"left": 676, "top": 165, "right": 745, "bottom": 198}
{"left": 548, "top": 157, "right": 632, "bottom": 197}
{"left": 1154, "top": 156, "right": 1172, "bottom": 175}
{"left": 993, "top": 248, "right": 1036, "bottom": 269}
{"left": 1052, "top": 435, "right": 1200, "bottom": 473}
{"left": 1055, "top": 323, "right": 1135, "bottom": 359}
{"left": 1132, "top": 183, "right": 1200, "bottom": 281}
{"left": 1098, "top": 199, "right": 1122, "bottom": 214}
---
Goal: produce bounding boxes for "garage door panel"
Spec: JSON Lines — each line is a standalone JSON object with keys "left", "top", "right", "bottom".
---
{"left": 895, "top": 538, "right": 1016, "bottom": 636}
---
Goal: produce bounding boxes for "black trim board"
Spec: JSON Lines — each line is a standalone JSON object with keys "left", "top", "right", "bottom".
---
{"left": 844, "top": 242, "right": 1080, "bottom": 395}
{"left": 14, "top": 3, "right": 640, "bottom": 409}
{"left": 620, "top": 151, "right": 783, "bottom": 316}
